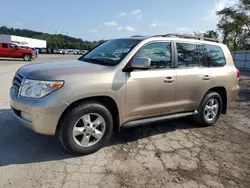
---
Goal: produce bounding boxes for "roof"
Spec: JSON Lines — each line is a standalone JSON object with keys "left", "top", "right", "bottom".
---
{"left": 120, "top": 34, "right": 222, "bottom": 46}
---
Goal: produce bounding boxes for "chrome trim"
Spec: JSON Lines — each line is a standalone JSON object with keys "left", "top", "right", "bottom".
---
{"left": 12, "top": 72, "right": 25, "bottom": 97}
{"left": 18, "top": 75, "right": 26, "bottom": 97}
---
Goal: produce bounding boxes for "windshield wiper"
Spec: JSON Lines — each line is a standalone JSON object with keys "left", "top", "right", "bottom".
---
{"left": 80, "top": 57, "right": 100, "bottom": 63}
{"left": 80, "top": 57, "right": 116, "bottom": 66}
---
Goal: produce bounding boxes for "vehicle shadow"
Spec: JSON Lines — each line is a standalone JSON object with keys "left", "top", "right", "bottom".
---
{"left": 240, "top": 70, "right": 250, "bottom": 78}
{"left": 0, "top": 58, "right": 25, "bottom": 62}
{"left": 237, "top": 89, "right": 250, "bottom": 108}
{"left": 0, "top": 109, "right": 200, "bottom": 166}
{"left": 110, "top": 118, "right": 200, "bottom": 145}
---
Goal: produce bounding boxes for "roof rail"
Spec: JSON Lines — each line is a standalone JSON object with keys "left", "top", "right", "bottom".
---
{"left": 131, "top": 35, "right": 145, "bottom": 37}
{"left": 153, "top": 33, "right": 219, "bottom": 43}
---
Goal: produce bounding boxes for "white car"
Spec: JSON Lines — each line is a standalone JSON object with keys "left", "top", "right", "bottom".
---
{"left": 54, "top": 49, "right": 63, "bottom": 54}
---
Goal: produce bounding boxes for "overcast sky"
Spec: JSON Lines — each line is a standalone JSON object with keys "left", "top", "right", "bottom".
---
{"left": 1, "top": 0, "right": 238, "bottom": 41}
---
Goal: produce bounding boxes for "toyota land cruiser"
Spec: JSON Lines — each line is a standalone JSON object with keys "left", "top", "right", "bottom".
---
{"left": 10, "top": 34, "right": 240, "bottom": 155}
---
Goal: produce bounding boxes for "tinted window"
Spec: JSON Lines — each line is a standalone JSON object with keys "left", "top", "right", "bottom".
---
{"left": 197, "top": 44, "right": 206, "bottom": 67}
{"left": 176, "top": 43, "right": 199, "bottom": 68}
{"left": 135, "top": 42, "right": 171, "bottom": 69}
{"left": 2, "top": 43, "right": 8, "bottom": 48}
{"left": 203, "top": 44, "right": 226, "bottom": 67}
{"left": 10, "top": 44, "right": 16, "bottom": 49}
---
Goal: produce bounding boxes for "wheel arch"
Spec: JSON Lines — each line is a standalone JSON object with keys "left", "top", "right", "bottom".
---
{"left": 23, "top": 53, "right": 32, "bottom": 56}
{"left": 201, "top": 86, "right": 227, "bottom": 114}
{"left": 57, "top": 95, "right": 120, "bottom": 134}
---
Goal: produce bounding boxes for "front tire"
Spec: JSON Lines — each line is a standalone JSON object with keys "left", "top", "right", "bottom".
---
{"left": 193, "top": 92, "right": 222, "bottom": 126}
{"left": 57, "top": 101, "right": 113, "bottom": 155}
{"left": 23, "top": 54, "right": 32, "bottom": 61}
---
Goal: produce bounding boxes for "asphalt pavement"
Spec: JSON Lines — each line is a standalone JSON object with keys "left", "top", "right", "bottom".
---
{"left": 0, "top": 55, "right": 250, "bottom": 188}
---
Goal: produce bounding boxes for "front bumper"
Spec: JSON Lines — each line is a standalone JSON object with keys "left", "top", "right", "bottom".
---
{"left": 10, "top": 87, "right": 68, "bottom": 135}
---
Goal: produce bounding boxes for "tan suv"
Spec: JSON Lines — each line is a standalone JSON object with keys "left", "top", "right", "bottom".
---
{"left": 10, "top": 34, "right": 240, "bottom": 155}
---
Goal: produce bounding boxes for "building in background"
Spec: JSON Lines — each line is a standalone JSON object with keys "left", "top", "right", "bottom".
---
{"left": 0, "top": 34, "right": 46, "bottom": 48}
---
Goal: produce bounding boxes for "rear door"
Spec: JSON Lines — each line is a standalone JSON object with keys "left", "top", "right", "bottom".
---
{"left": 202, "top": 44, "right": 229, "bottom": 87}
{"left": 0, "top": 43, "right": 9, "bottom": 57}
{"left": 173, "top": 42, "right": 212, "bottom": 113}
{"left": 125, "top": 41, "right": 176, "bottom": 121}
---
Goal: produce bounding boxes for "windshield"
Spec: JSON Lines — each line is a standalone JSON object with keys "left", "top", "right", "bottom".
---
{"left": 78, "top": 39, "right": 141, "bottom": 66}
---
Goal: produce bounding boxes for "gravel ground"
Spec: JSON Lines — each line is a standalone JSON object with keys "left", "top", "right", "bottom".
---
{"left": 0, "top": 56, "right": 249, "bottom": 188}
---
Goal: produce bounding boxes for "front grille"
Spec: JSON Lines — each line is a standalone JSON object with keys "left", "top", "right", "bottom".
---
{"left": 12, "top": 73, "right": 24, "bottom": 96}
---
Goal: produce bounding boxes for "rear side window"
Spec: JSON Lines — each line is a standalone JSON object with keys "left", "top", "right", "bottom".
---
{"left": 176, "top": 43, "right": 199, "bottom": 68}
{"left": 2, "top": 43, "right": 8, "bottom": 48}
{"left": 197, "top": 44, "right": 207, "bottom": 67}
{"left": 203, "top": 44, "right": 226, "bottom": 67}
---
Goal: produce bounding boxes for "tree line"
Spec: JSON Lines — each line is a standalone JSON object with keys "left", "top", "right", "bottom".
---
{"left": 0, "top": 0, "right": 249, "bottom": 51}
{"left": 0, "top": 26, "right": 104, "bottom": 50}
{"left": 195, "top": 0, "right": 250, "bottom": 51}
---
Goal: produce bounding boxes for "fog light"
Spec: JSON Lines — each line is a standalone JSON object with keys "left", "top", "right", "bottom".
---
{"left": 21, "top": 112, "right": 32, "bottom": 122}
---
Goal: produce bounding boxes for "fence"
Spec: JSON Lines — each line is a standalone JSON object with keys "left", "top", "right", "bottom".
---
{"left": 231, "top": 51, "right": 250, "bottom": 71}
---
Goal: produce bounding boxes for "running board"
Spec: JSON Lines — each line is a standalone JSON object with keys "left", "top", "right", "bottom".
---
{"left": 122, "top": 111, "right": 197, "bottom": 128}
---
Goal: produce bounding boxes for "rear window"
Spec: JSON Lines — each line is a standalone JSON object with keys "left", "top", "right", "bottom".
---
{"left": 203, "top": 44, "right": 226, "bottom": 67}
{"left": 2, "top": 43, "right": 8, "bottom": 48}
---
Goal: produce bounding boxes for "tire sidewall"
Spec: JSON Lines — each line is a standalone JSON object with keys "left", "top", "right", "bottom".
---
{"left": 62, "top": 103, "right": 113, "bottom": 155}
{"left": 24, "top": 54, "right": 31, "bottom": 61}
{"left": 201, "top": 92, "right": 222, "bottom": 125}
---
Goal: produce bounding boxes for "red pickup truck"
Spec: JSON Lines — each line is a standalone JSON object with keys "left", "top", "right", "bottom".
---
{"left": 0, "top": 42, "right": 35, "bottom": 61}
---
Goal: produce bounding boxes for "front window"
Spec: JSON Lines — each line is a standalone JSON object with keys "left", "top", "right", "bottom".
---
{"left": 134, "top": 42, "right": 171, "bottom": 69}
{"left": 78, "top": 39, "right": 141, "bottom": 66}
{"left": 10, "top": 44, "right": 18, "bottom": 49}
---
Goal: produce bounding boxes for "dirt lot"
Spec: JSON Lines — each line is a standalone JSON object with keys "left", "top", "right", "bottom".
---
{"left": 0, "top": 55, "right": 250, "bottom": 188}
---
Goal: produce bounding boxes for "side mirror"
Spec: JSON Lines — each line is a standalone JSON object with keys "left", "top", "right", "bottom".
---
{"left": 131, "top": 57, "right": 151, "bottom": 69}
{"left": 15, "top": 46, "right": 20, "bottom": 50}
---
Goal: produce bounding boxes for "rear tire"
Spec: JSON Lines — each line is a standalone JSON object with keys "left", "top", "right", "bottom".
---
{"left": 23, "top": 54, "right": 32, "bottom": 61}
{"left": 57, "top": 101, "right": 113, "bottom": 155}
{"left": 193, "top": 92, "right": 222, "bottom": 126}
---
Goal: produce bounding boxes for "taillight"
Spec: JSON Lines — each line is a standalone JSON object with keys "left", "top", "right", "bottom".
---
{"left": 236, "top": 69, "right": 240, "bottom": 80}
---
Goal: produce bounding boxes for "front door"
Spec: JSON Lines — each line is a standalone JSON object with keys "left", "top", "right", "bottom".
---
{"left": 125, "top": 41, "right": 176, "bottom": 121}
{"left": 10, "top": 44, "right": 22, "bottom": 58}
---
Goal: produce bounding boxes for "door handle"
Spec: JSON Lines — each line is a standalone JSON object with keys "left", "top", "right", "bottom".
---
{"left": 163, "top": 77, "right": 174, "bottom": 83}
{"left": 202, "top": 75, "right": 210, "bottom": 80}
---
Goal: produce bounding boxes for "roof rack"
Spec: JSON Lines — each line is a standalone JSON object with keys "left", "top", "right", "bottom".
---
{"left": 153, "top": 33, "right": 219, "bottom": 43}
{"left": 131, "top": 35, "right": 146, "bottom": 37}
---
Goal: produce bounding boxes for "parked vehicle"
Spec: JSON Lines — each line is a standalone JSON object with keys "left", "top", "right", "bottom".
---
{"left": 10, "top": 34, "right": 240, "bottom": 155}
{"left": 67, "top": 50, "right": 74, "bottom": 54}
{"left": 73, "top": 50, "right": 80, "bottom": 54}
{"left": 53, "top": 49, "right": 63, "bottom": 54}
{"left": 39, "top": 48, "right": 48, "bottom": 54}
{"left": 62, "top": 49, "right": 68, "bottom": 54}
{"left": 0, "top": 42, "right": 35, "bottom": 61}
{"left": 79, "top": 50, "right": 88, "bottom": 55}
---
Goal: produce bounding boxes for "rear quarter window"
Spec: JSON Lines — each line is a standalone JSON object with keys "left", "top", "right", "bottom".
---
{"left": 203, "top": 44, "right": 226, "bottom": 67}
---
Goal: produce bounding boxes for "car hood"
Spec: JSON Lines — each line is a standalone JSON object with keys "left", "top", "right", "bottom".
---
{"left": 18, "top": 60, "right": 115, "bottom": 80}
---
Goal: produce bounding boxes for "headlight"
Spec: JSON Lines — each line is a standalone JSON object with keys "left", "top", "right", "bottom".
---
{"left": 20, "top": 79, "right": 64, "bottom": 98}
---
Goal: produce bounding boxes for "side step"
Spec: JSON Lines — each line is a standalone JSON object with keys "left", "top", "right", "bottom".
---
{"left": 122, "top": 111, "right": 197, "bottom": 128}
